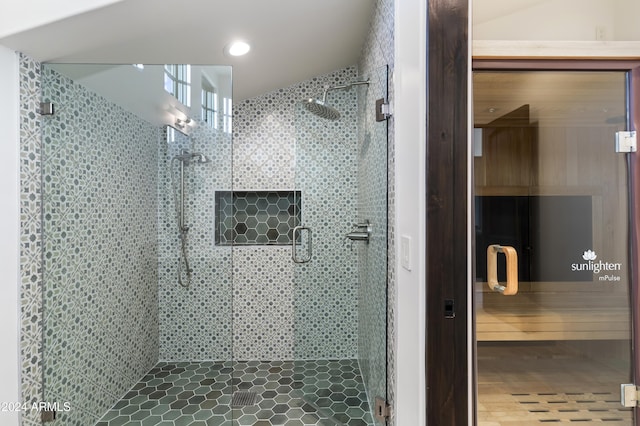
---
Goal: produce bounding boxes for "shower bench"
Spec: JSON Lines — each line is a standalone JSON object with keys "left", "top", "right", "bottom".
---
{"left": 475, "top": 285, "right": 630, "bottom": 341}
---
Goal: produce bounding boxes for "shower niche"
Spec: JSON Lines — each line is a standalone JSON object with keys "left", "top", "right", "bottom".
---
{"left": 214, "top": 190, "right": 302, "bottom": 245}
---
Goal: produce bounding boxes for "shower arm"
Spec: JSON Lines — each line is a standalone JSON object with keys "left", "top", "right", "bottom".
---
{"left": 320, "top": 80, "right": 370, "bottom": 102}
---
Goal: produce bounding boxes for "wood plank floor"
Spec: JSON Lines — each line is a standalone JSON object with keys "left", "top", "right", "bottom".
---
{"left": 477, "top": 342, "right": 633, "bottom": 425}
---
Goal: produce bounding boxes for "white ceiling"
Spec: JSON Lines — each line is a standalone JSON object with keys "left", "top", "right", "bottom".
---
{"left": 0, "top": 0, "right": 375, "bottom": 101}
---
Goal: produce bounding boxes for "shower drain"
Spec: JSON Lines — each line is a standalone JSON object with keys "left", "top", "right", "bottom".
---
{"left": 231, "top": 391, "right": 257, "bottom": 407}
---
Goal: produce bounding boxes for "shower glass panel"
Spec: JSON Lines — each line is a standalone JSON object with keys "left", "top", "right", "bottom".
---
{"left": 40, "top": 64, "right": 234, "bottom": 425}
{"left": 473, "top": 71, "right": 633, "bottom": 425}
{"left": 293, "top": 64, "right": 388, "bottom": 425}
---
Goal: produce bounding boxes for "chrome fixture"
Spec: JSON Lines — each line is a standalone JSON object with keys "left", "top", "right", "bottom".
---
{"left": 374, "top": 397, "right": 392, "bottom": 422}
{"left": 174, "top": 117, "right": 194, "bottom": 130}
{"left": 375, "top": 98, "right": 392, "bottom": 122}
{"left": 292, "top": 225, "right": 312, "bottom": 263}
{"left": 38, "top": 102, "right": 55, "bottom": 116}
{"left": 302, "top": 79, "right": 369, "bottom": 120}
{"left": 615, "top": 130, "right": 637, "bottom": 153}
{"left": 170, "top": 149, "right": 210, "bottom": 288}
{"left": 346, "top": 220, "right": 372, "bottom": 243}
{"left": 173, "top": 150, "right": 210, "bottom": 165}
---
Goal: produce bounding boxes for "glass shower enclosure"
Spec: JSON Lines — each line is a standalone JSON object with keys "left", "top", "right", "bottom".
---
{"left": 38, "top": 61, "right": 389, "bottom": 425}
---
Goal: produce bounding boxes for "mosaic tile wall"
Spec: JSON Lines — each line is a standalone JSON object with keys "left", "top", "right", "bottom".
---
{"left": 233, "top": 67, "right": 360, "bottom": 361}
{"left": 292, "top": 92, "right": 360, "bottom": 359}
{"left": 39, "top": 65, "right": 160, "bottom": 425}
{"left": 232, "top": 247, "right": 296, "bottom": 360}
{"left": 157, "top": 121, "right": 233, "bottom": 361}
{"left": 215, "top": 190, "right": 302, "bottom": 245}
{"left": 19, "top": 53, "right": 44, "bottom": 426}
{"left": 357, "top": 0, "right": 396, "bottom": 424}
{"left": 294, "top": 85, "right": 360, "bottom": 359}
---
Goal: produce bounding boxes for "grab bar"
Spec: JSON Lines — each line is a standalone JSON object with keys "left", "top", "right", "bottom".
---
{"left": 487, "top": 244, "right": 518, "bottom": 295}
{"left": 292, "top": 225, "right": 312, "bottom": 263}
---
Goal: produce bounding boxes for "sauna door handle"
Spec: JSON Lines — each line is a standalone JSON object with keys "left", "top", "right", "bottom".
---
{"left": 487, "top": 244, "right": 518, "bottom": 295}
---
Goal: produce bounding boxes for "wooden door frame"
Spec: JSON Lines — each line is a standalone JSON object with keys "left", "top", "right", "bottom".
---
{"left": 425, "top": 0, "right": 470, "bottom": 424}
{"left": 452, "top": 59, "right": 640, "bottom": 424}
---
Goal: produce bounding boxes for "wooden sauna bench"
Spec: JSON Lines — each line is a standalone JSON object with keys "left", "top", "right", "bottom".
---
{"left": 475, "top": 283, "right": 631, "bottom": 341}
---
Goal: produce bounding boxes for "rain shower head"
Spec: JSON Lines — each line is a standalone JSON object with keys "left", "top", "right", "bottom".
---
{"left": 303, "top": 98, "right": 341, "bottom": 120}
{"left": 302, "top": 79, "right": 370, "bottom": 121}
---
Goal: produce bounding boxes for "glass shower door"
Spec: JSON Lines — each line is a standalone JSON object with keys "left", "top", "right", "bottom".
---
{"left": 474, "top": 70, "right": 633, "bottom": 425}
{"left": 292, "top": 64, "right": 389, "bottom": 425}
{"left": 40, "top": 63, "right": 235, "bottom": 426}
{"left": 40, "top": 64, "right": 169, "bottom": 425}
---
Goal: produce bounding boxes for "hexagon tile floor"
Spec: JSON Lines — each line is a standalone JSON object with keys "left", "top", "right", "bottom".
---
{"left": 96, "top": 359, "right": 375, "bottom": 426}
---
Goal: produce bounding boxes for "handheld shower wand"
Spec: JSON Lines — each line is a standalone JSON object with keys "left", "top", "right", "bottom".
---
{"left": 170, "top": 149, "right": 210, "bottom": 288}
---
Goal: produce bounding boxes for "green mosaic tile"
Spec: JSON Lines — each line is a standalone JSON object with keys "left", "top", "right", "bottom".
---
{"left": 215, "top": 191, "right": 302, "bottom": 246}
{"left": 97, "top": 360, "right": 374, "bottom": 425}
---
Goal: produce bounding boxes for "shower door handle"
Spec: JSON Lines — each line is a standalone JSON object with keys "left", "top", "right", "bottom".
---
{"left": 487, "top": 244, "right": 518, "bottom": 295}
{"left": 292, "top": 226, "right": 312, "bottom": 263}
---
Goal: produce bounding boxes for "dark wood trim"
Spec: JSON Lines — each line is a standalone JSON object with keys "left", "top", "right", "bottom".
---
{"left": 629, "top": 65, "right": 640, "bottom": 426}
{"left": 425, "top": 0, "right": 469, "bottom": 424}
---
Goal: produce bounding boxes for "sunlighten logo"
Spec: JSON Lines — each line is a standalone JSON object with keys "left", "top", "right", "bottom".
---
{"left": 571, "top": 249, "right": 622, "bottom": 275}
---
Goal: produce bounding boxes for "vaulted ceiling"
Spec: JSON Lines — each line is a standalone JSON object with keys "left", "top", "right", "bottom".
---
{"left": 0, "top": 0, "right": 376, "bottom": 101}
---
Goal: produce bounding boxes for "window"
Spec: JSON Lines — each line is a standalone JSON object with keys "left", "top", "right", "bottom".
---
{"left": 201, "top": 85, "right": 218, "bottom": 129}
{"left": 164, "top": 64, "right": 191, "bottom": 106}
{"left": 223, "top": 97, "right": 232, "bottom": 134}
{"left": 166, "top": 126, "right": 177, "bottom": 143}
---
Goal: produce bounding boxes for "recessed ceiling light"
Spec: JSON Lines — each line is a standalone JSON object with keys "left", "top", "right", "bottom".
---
{"left": 226, "top": 41, "right": 251, "bottom": 57}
